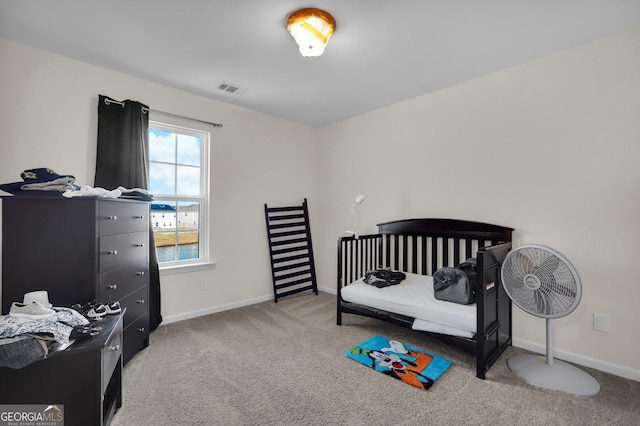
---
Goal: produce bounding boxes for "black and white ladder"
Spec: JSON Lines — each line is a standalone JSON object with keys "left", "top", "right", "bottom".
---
{"left": 264, "top": 198, "right": 318, "bottom": 302}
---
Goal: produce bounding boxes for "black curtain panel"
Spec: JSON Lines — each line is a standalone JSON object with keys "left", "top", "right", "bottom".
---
{"left": 96, "top": 95, "right": 163, "bottom": 331}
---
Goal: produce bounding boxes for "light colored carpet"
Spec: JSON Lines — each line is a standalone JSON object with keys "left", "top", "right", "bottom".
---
{"left": 112, "top": 292, "right": 640, "bottom": 425}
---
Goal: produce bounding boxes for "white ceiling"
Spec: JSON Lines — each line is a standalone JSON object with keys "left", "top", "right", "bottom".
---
{"left": 1, "top": 0, "right": 639, "bottom": 127}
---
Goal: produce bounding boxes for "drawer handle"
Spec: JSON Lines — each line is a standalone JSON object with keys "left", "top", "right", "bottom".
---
{"left": 107, "top": 284, "right": 117, "bottom": 290}
{"left": 107, "top": 249, "right": 118, "bottom": 255}
{"left": 109, "top": 345, "right": 120, "bottom": 352}
{"left": 134, "top": 215, "right": 145, "bottom": 219}
{"left": 135, "top": 243, "right": 145, "bottom": 247}
{"left": 137, "top": 327, "right": 145, "bottom": 333}
{"left": 136, "top": 271, "right": 145, "bottom": 276}
{"left": 136, "top": 299, "right": 145, "bottom": 304}
{"left": 108, "top": 215, "right": 118, "bottom": 221}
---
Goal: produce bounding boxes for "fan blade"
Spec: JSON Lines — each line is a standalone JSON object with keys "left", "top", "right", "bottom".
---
{"left": 503, "top": 252, "right": 535, "bottom": 291}
{"left": 553, "top": 281, "right": 576, "bottom": 299}
{"left": 535, "top": 254, "right": 560, "bottom": 281}
{"left": 535, "top": 287, "right": 551, "bottom": 315}
{"left": 515, "top": 251, "right": 536, "bottom": 275}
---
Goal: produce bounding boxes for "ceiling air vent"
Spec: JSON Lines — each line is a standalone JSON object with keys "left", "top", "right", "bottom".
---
{"left": 217, "top": 82, "right": 248, "bottom": 95}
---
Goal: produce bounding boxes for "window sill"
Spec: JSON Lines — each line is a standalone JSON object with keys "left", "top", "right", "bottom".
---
{"left": 159, "top": 261, "right": 217, "bottom": 276}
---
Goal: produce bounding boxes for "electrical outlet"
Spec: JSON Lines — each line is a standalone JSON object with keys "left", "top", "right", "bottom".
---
{"left": 593, "top": 313, "right": 609, "bottom": 333}
{"left": 199, "top": 278, "right": 209, "bottom": 291}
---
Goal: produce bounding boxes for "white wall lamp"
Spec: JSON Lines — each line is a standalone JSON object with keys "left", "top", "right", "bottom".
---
{"left": 286, "top": 8, "right": 336, "bottom": 57}
{"left": 345, "top": 194, "right": 365, "bottom": 239}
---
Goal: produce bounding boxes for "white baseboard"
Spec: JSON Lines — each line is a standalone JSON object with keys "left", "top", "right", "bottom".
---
{"left": 162, "top": 287, "right": 339, "bottom": 325}
{"left": 513, "top": 337, "right": 640, "bottom": 382}
{"left": 163, "top": 286, "right": 337, "bottom": 325}
{"left": 318, "top": 285, "right": 336, "bottom": 295}
{"left": 161, "top": 294, "right": 273, "bottom": 325}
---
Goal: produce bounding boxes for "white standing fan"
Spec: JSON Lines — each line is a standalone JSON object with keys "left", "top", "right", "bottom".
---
{"left": 501, "top": 244, "right": 599, "bottom": 396}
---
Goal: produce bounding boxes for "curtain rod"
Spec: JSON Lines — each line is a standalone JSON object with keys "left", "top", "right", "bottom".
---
{"left": 103, "top": 98, "right": 223, "bottom": 128}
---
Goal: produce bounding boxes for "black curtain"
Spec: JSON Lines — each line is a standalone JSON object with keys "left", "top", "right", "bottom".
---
{"left": 95, "top": 94, "right": 163, "bottom": 331}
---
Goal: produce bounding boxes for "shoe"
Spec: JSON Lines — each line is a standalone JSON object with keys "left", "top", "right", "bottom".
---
{"left": 9, "top": 301, "right": 56, "bottom": 320}
{"left": 86, "top": 304, "right": 107, "bottom": 319}
{"left": 70, "top": 302, "right": 108, "bottom": 319}
{"left": 69, "top": 303, "right": 84, "bottom": 314}
{"left": 69, "top": 324, "right": 102, "bottom": 340}
{"left": 105, "top": 301, "right": 121, "bottom": 315}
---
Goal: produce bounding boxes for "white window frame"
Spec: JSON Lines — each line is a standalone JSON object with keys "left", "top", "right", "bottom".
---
{"left": 149, "top": 120, "right": 212, "bottom": 274}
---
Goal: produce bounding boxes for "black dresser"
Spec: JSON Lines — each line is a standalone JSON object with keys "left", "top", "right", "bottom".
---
{"left": 1, "top": 196, "right": 150, "bottom": 364}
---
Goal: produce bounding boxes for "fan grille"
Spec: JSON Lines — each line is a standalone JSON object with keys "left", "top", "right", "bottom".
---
{"left": 501, "top": 245, "right": 581, "bottom": 318}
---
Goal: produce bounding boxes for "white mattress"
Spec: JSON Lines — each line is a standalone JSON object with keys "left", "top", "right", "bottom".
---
{"left": 340, "top": 272, "right": 476, "bottom": 337}
{"left": 411, "top": 318, "right": 474, "bottom": 339}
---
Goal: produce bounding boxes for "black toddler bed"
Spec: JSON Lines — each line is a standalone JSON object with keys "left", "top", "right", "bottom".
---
{"left": 337, "top": 218, "right": 513, "bottom": 379}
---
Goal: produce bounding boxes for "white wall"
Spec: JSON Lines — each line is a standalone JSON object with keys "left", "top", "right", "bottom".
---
{"left": 315, "top": 27, "right": 640, "bottom": 377}
{"left": 0, "top": 38, "right": 318, "bottom": 320}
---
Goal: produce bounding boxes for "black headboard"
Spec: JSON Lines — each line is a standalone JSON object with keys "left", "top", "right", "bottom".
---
{"left": 377, "top": 218, "right": 513, "bottom": 276}
{"left": 378, "top": 218, "right": 513, "bottom": 241}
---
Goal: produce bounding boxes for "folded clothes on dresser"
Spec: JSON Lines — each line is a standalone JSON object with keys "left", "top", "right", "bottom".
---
{"left": 21, "top": 176, "right": 78, "bottom": 192}
{"left": 0, "top": 167, "right": 79, "bottom": 196}
{"left": 0, "top": 307, "right": 89, "bottom": 343}
{"left": 63, "top": 185, "right": 122, "bottom": 198}
{"left": 0, "top": 306, "right": 90, "bottom": 369}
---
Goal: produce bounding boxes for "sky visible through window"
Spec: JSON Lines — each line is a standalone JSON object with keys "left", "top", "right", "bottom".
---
{"left": 149, "top": 128, "right": 201, "bottom": 196}
{"left": 149, "top": 125, "right": 205, "bottom": 263}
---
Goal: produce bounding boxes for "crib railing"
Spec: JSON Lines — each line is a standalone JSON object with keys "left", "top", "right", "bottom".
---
{"left": 337, "top": 234, "right": 382, "bottom": 287}
{"left": 338, "top": 232, "right": 504, "bottom": 288}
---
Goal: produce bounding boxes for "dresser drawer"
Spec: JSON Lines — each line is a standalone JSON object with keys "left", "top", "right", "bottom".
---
{"left": 99, "top": 201, "right": 149, "bottom": 236}
{"left": 99, "top": 231, "right": 148, "bottom": 273}
{"left": 102, "top": 316, "right": 123, "bottom": 395}
{"left": 99, "top": 257, "right": 148, "bottom": 302}
{"left": 123, "top": 314, "right": 149, "bottom": 363}
{"left": 121, "top": 286, "right": 149, "bottom": 329}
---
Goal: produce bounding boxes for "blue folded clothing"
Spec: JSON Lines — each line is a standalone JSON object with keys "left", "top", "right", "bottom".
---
{"left": 0, "top": 167, "right": 76, "bottom": 195}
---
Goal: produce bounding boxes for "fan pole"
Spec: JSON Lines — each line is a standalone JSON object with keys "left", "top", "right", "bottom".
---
{"left": 546, "top": 318, "right": 554, "bottom": 366}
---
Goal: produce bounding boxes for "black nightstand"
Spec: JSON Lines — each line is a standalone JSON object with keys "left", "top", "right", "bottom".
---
{"left": 0, "top": 312, "right": 124, "bottom": 426}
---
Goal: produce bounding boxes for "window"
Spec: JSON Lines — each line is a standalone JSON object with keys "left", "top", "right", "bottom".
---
{"left": 149, "top": 121, "right": 209, "bottom": 269}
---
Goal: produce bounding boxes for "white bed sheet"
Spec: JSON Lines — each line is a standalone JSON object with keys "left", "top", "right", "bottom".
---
{"left": 411, "top": 318, "right": 474, "bottom": 338}
{"left": 340, "top": 272, "right": 476, "bottom": 337}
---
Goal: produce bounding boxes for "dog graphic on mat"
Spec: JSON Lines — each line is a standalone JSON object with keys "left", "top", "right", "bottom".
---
{"left": 357, "top": 339, "right": 435, "bottom": 390}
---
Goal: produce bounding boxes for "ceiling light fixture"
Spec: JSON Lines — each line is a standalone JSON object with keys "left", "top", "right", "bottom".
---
{"left": 286, "top": 8, "right": 336, "bottom": 57}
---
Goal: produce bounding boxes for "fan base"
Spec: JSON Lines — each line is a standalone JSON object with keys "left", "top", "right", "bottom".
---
{"left": 508, "top": 354, "right": 600, "bottom": 397}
